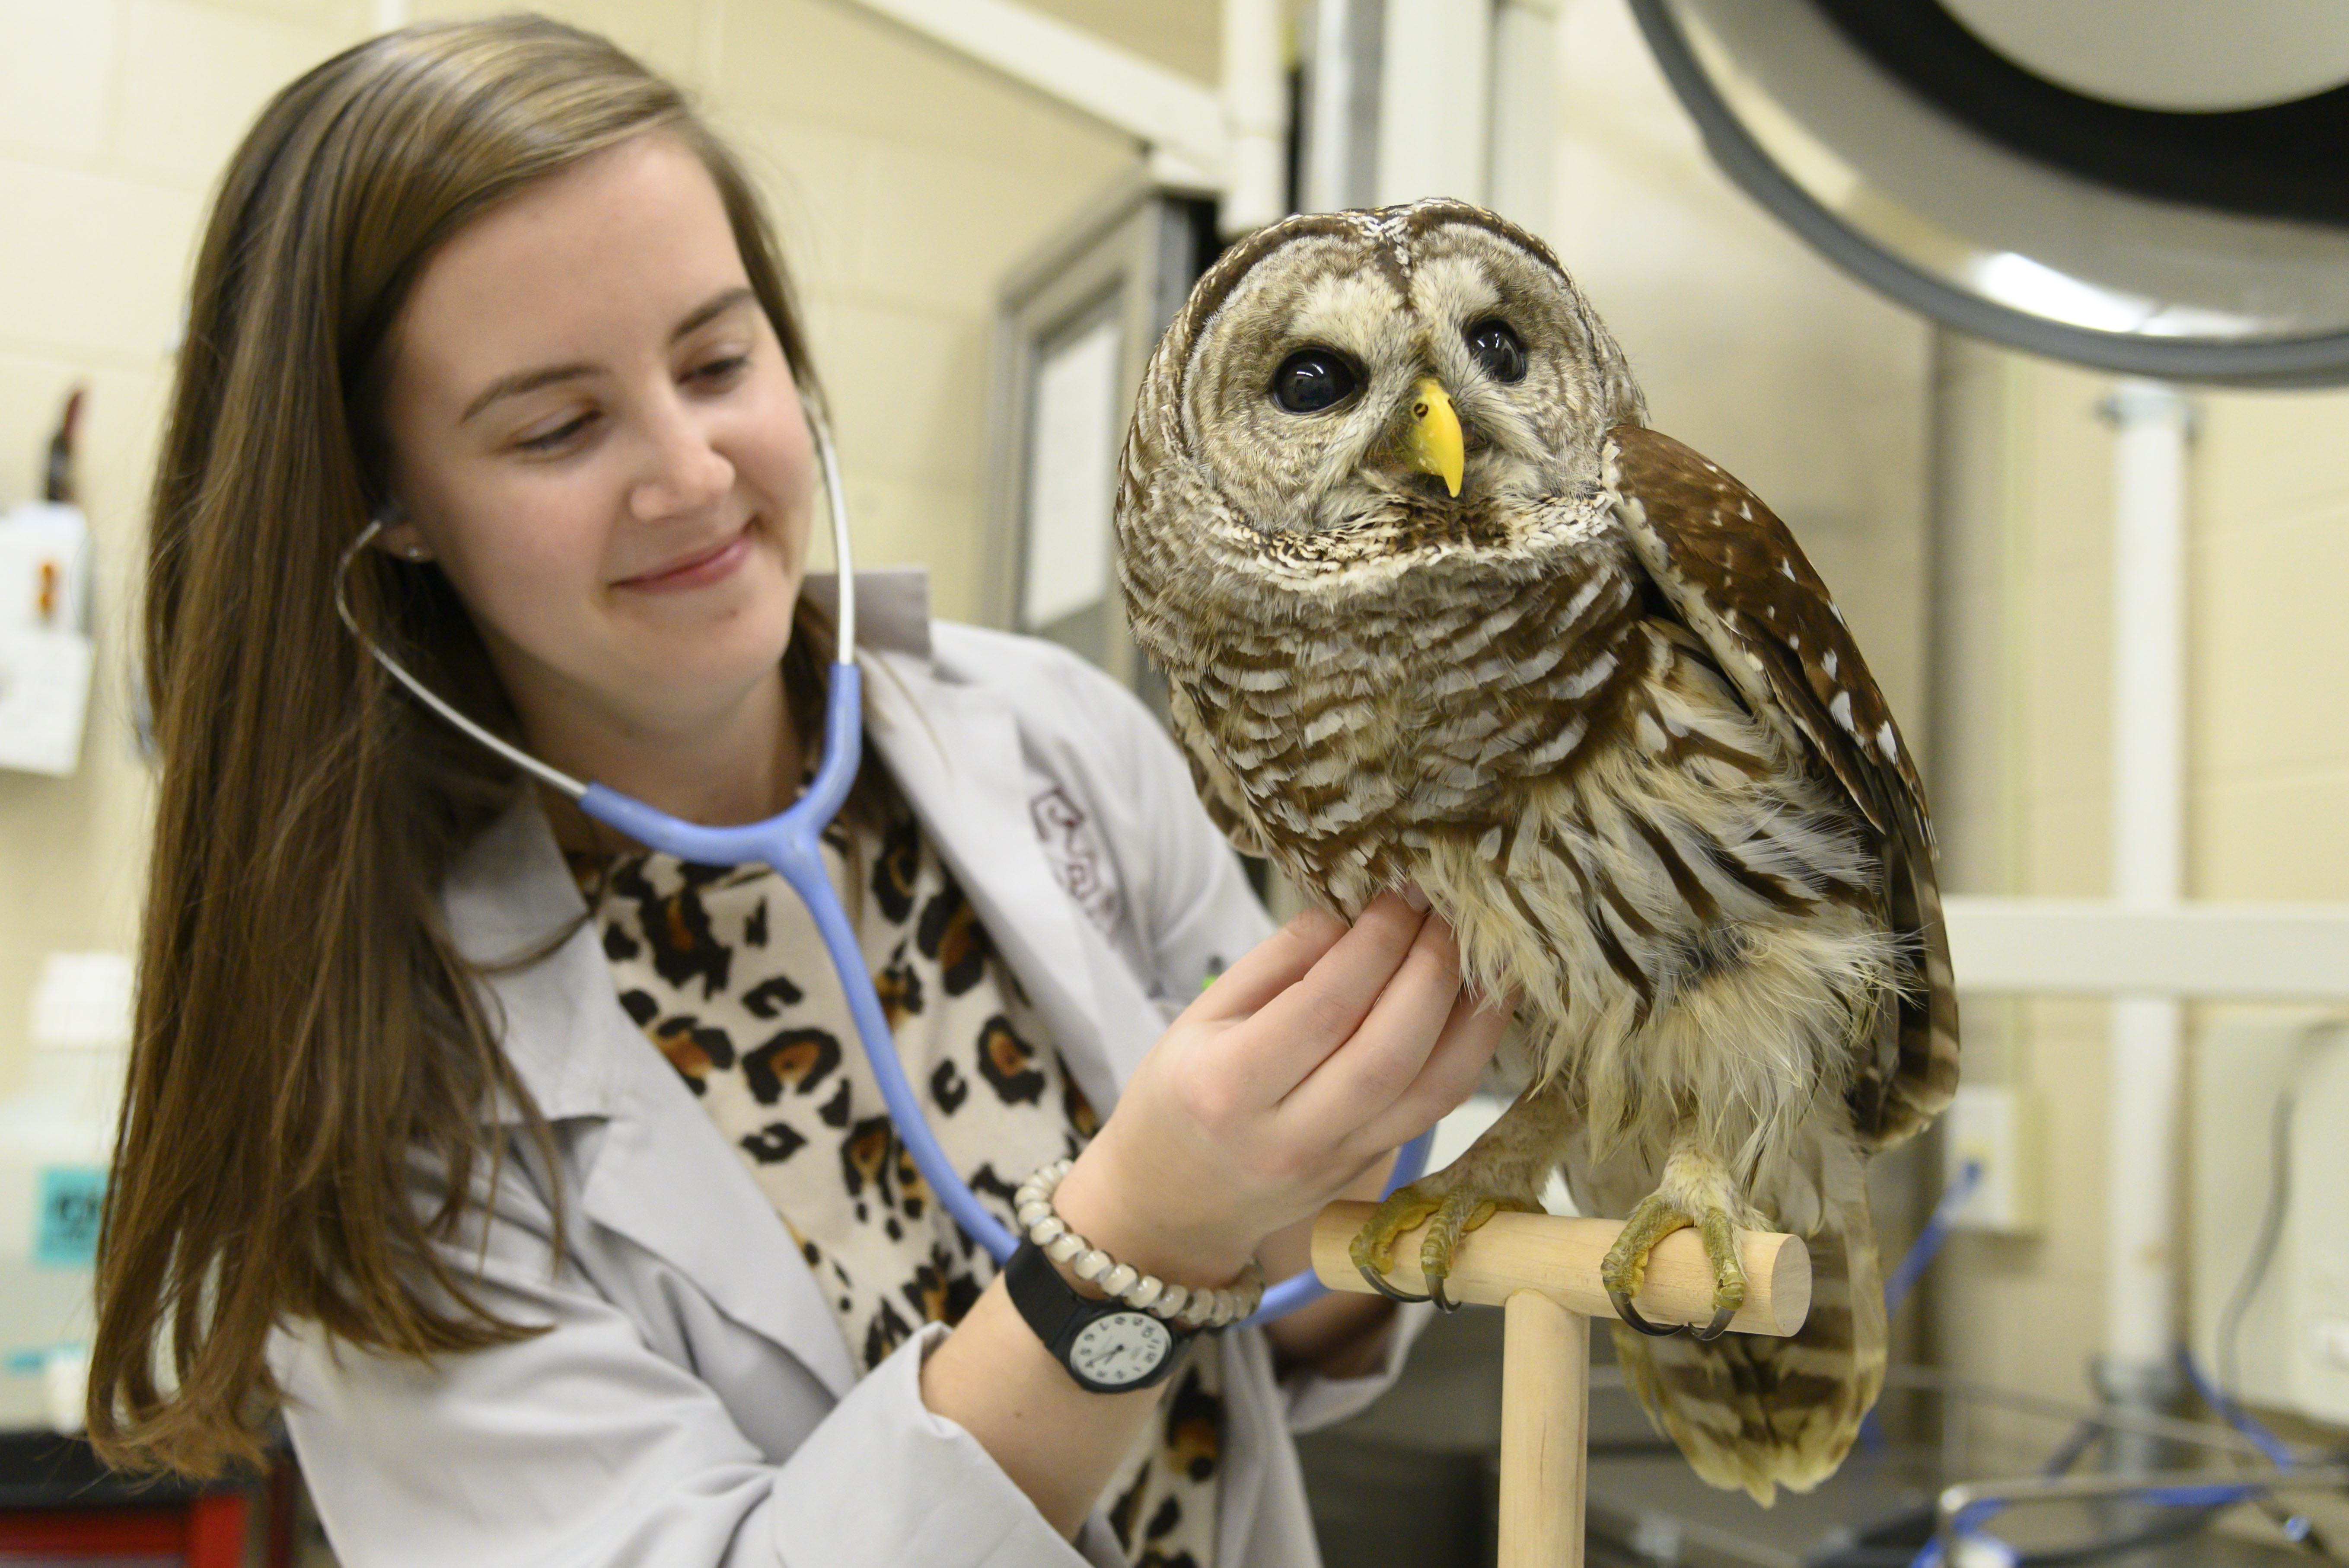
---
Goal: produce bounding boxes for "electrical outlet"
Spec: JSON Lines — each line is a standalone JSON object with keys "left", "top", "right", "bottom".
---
{"left": 1942, "top": 1084, "right": 2043, "bottom": 1233}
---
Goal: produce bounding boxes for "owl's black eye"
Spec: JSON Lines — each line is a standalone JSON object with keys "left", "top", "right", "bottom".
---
{"left": 1466, "top": 319, "right": 1527, "bottom": 382}
{"left": 1271, "top": 349, "right": 1359, "bottom": 414}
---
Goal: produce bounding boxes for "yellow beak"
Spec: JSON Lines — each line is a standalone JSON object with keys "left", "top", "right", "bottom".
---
{"left": 1401, "top": 376, "right": 1464, "bottom": 498}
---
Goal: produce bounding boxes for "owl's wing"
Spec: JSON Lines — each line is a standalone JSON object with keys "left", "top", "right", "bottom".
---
{"left": 1609, "top": 424, "right": 1957, "bottom": 1148}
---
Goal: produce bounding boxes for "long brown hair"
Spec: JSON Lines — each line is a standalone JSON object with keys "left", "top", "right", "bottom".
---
{"left": 90, "top": 14, "right": 831, "bottom": 1476}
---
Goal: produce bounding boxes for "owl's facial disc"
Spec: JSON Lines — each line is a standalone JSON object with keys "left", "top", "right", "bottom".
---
{"left": 1173, "top": 210, "right": 1641, "bottom": 568}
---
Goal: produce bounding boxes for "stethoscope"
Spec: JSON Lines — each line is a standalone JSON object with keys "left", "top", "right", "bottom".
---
{"left": 336, "top": 408, "right": 1430, "bottom": 1325}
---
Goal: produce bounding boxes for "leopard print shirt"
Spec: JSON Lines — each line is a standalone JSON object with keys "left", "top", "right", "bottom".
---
{"left": 571, "top": 784, "right": 1223, "bottom": 1567}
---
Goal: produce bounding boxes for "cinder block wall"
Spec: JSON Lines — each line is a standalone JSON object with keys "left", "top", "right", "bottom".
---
{"left": 1931, "top": 337, "right": 2349, "bottom": 1421}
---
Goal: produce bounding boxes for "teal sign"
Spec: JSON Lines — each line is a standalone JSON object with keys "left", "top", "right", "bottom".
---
{"left": 34, "top": 1165, "right": 106, "bottom": 1268}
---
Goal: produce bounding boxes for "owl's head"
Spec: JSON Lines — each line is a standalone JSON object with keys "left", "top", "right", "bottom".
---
{"left": 1119, "top": 199, "right": 1645, "bottom": 600}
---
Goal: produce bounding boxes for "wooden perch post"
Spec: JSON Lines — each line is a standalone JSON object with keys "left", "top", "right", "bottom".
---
{"left": 1310, "top": 1201, "right": 1814, "bottom": 1568}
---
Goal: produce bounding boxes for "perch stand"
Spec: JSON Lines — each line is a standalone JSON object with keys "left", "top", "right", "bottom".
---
{"left": 1310, "top": 1201, "right": 1813, "bottom": 1568}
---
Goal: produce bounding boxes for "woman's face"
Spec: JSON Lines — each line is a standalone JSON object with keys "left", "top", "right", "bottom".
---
{"left": 378, "top": 130, "right": 813, "bottom": 748}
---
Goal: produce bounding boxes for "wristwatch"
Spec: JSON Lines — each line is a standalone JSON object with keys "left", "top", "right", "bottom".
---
{"left": 1004, "top": 1238, "right": 1195, "bottom": 1393}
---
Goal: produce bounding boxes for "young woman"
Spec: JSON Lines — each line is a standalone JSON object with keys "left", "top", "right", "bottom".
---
{"left": 89, "top": 17, "right": 1508, "bottom": 1566}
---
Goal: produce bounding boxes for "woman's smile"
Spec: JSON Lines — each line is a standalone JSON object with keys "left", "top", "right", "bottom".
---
{"left": 615, "top": 523, "right": 757, "bottom": 593}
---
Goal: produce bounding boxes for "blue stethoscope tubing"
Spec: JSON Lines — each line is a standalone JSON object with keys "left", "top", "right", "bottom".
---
{"left": 338, "top": 408, "right": 1431, "bottom": 1326}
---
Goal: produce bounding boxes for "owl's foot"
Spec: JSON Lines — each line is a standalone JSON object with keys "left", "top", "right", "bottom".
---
{"left": 1600, "top": 1193, "right": 1746, "bottom": 1341}
{"left": 1353, "top": 1081, "right": 1570, "bottom": 1310}
{"left": 1348, "top": 1176, "right": 1540, "bottom": 1313}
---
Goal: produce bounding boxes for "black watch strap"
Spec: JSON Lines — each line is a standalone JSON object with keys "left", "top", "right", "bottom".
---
{"left": 1004, "top": 1239, "right": 1193, "bottom": 1393}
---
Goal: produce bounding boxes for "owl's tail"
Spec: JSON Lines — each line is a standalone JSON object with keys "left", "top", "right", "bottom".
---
{"left": 1610, "top": 1173, "right": 1886, "bottom": 1507}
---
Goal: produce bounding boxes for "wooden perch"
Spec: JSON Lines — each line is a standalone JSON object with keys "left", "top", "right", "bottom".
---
{"left": 1309, "top": 1201, "right": 1814, "bottom": 1568}
{"left": 1309, "top": 1201, "right": 1811, "bottom": 1334}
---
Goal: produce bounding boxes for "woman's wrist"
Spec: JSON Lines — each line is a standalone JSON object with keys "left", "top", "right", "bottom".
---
{"left": 1048, "top": 1144, "right": 1262, "bottom": 1293}
{"left": 1014, "top": 1158, "right": 1263, "bottom": 1328}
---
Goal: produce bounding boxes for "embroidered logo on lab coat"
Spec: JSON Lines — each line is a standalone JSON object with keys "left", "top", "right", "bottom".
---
{"left": 1029, "top": 786, "right": 1122, "bottom": 935}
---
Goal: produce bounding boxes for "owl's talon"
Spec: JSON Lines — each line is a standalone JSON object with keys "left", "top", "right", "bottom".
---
{"left": 1349, "top": 1184, "right": 1443, "bottom": 1302}
{"left": 1602, "top": 1188, "right": 1753, "bottom": 1338}
{"left": 1356, "top": 1261, "right": 1433, "bottom": 1303}
{"left": 1610, "top": 1288, "right": 1684, "bottom": 1337}
{"left": 1349, "top": 1175, "right": 1540, "bottom": 1314}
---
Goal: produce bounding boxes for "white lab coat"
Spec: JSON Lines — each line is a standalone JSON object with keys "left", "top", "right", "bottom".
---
{"left": 272, "top": 571, "right": 1430, "bottom": 1568}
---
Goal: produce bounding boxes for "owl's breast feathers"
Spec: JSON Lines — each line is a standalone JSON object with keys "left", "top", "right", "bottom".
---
{"left": 1159, "top": 526, "right": 1655, "bottom": 906}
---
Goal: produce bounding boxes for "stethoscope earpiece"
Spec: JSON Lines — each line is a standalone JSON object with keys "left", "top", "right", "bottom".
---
{"left": 367, "top": 499, "right": 428, "bottom": 562}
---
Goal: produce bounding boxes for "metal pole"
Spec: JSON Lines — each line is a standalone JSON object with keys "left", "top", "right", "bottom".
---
{"left": 2096, "top": 379, "right": 2194, "bottom": 1460}
{"left": 1222, "top": 0, "right": 1291, "bottom": 233}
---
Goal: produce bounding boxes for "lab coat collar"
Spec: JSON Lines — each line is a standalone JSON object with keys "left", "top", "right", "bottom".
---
{"left": 439, "top": 799, "right": 632, "bottom": 1124}
{"left": 797, "top": 567, "right": 931, "bottom": 660}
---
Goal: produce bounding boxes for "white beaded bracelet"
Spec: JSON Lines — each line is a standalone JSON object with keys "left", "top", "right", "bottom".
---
{"left": 1011, "top": 1157, "right": 1265, "bottom": 1331}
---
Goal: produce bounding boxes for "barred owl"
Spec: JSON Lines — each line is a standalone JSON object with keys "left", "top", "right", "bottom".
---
{"left": 1113, "top": 200, "right": 1958, "bottom": 1504}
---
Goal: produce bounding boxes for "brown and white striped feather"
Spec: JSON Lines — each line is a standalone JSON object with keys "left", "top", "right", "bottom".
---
{"left": 1610, "top": 425, "right": 1959, "bottom": 1150}
{"left": 1576, "top": 1113, "right": 1887, "bottom": 1504}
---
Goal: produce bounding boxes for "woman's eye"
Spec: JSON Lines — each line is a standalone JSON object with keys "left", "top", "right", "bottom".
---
{"left": 516, "top": 414, "right": 593, "bottom": 452}
{"left": 1465, "top": 319, "right": 1526, "bottom": 382}
{"left": 510, "top": 357, "right": 745, "bottom": 454}
{"left": 1271, "top": 349, "right": 1359, "bottom": 414}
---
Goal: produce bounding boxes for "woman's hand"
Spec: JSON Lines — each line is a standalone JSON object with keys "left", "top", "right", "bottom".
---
{"left": 919, "top": 894, "right": 1504, "bottom": 1532}
{"left": 1049, "top": 892, "right": 1512, "bottom": 1291}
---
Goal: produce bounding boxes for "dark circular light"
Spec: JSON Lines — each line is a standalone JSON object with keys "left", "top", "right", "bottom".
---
{"left": 1271, "top": 348, "right": 1359, "bottom": 413}
{"left": 1466, "top": 319, "right": 1527, "bottom": 382}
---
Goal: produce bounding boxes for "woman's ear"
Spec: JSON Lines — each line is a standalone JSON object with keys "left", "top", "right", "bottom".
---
{"left": 370, "top": 500, "right": 434, "bottom": 564}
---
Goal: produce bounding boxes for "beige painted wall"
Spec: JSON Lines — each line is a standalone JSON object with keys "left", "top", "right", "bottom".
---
{"left": 1931, "top": 342, "right": 2121, "bottom": 1427}
{"left": 0, "top": 0, "right": 1189, "bottom": 1088}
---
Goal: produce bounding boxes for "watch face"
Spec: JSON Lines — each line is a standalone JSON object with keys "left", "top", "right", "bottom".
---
{"left": 1068, "top": 1311, "right": 1175, "bottom": 1389}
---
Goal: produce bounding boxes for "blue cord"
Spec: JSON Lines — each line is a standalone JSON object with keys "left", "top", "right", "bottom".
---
{"left": 2177, "top": 1342, "right": 2297, "bottom": 1470}
{"left": 1900, "top": 1352, "right": 2304, "bottom": 1568}
{"left": 581, "top": 658, "right": 1436, "bottom": 1322}
{"left": 2178, "top": 1342, "right": 2312, "bottom": 1542}
{"left": 1906, "top": 1500, "right": 2007, "bottom": 1568}
{"left": 1880, "top": 1160, "right": 2277, "bottom": 1568}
